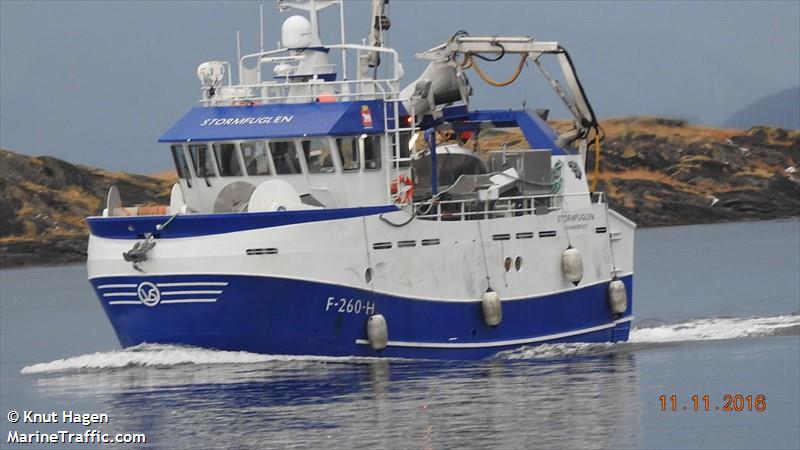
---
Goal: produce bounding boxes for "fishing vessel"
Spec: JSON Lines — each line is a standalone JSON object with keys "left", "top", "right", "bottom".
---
{"left": 86, "top": 0, "right": 635, "bottom": 359}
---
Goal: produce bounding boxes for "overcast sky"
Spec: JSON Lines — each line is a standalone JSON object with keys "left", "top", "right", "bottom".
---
{"left": 1, "top": 1, "right": 798, "bottom": 173}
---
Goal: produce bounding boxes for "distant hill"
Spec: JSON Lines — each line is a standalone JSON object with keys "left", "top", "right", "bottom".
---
{"left": 723, "top": 86, "right": 800, "bottom": 130}
{"left": 0, "top": 150, "right": 172, "bottom": 267}
{"left": 1, "top": 118, "right": 799, "bottom": 268}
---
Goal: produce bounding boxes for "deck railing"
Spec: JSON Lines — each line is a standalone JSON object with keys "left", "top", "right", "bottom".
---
{"left": 200, "top": 78, "right": 402, "bottom": 106}
{"left": 414, "top": 192, "right": 602, "bottom": 221}
{"left": 201, "top": 44, "right": 403, "bottom": 106}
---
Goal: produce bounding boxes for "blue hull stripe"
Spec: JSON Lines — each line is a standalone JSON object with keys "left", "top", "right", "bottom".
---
{"left": 89, "top": 273, "right": 633, "bottom": 360}
{"left": 87, "top": 205, "right": 398, "bottom": 239}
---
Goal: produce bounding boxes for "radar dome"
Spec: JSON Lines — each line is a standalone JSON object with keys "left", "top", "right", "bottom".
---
{"left": 282, "top": 15, "right": 313, "bottom": 49}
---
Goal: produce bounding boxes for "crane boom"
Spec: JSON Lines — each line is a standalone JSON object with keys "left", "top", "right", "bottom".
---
{"left": 416, "top": 35, "right": 599, "bottom": 143}
{"left": 364, "top": 0, "right": 390, "bottom": 69}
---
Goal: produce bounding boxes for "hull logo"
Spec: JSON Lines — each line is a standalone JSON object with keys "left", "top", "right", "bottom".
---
{"left": 137, "top": 282, "right": 161, "bottom": 307}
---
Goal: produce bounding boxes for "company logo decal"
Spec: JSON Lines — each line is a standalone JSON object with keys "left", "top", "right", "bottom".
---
{"left": 361, "top": 105, "right": 373, "bottom": 129}
{"left": 137, "top": 282, "right": 161, "bottom": 307}
{"left": 98, "top": 281, "right": 229, "bottom": 306}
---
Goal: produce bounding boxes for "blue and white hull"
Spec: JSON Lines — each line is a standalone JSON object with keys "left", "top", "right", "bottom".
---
{"left": 89, "top": 273, "right": 632, "bottom": 360}
{"left": 87, "top": 201, "right": 635, "bottom": 360}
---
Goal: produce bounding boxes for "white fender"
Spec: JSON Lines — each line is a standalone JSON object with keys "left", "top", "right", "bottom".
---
{"left": 481, "top": 289, "right": 502, "bottom": 326}
{"left": 561, "top": 247, "right": 584, "bottom": 285}
{"left": 608, "top": 279, "right": 628, "bottom": 314}
{"left": 367, "top": 314, "right": 388, "bottom": 350}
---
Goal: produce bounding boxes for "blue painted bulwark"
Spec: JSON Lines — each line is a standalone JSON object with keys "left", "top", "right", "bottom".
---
{"left": 88, "top": 205, "right": 399, "bottom": 239}
{"left": 90, "top": 274, "right": 633, "bottom": 360}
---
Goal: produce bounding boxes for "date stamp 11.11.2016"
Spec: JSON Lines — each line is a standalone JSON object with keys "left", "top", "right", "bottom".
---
{"left": 658, "top": 394, "right": 766, "bottom": 413}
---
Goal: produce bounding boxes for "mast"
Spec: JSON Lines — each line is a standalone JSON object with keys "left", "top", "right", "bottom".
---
{"left": 360, "top": 0, "right": 390, "bottom": 79}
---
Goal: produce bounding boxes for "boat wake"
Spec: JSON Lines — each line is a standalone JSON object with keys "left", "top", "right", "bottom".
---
{"left": 20, "top": 344, "right": 382, "bottom": 375}
{"left": 21, "top": 314, "right": 798, "bottom": 374}
{"left": 500, "top": 313, "right": 799, "bottom": 359}
{"left": 630, "top": 313, "right": 799, "bottom": 343}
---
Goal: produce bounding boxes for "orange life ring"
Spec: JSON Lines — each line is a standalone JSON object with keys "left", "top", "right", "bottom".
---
{"left": 390, "top": 174, "right": 414, "bottom": 204}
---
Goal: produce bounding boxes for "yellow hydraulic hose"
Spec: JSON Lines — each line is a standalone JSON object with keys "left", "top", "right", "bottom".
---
{"left": 591, "top": 132, "right": 601, "bottom": 192}
{"left": 461, "top": 52, "right": 528, "bottom": 87}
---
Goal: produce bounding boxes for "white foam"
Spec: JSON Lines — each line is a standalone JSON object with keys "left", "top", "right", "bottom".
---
{"left": 629, "top": 314, "right": 799, "bottom": 343}
{"left": 497, "top": 342, "right": 615, "bottom": 360}
{"left": 20, "top": 344, "right": 379, "bottom": 375}
{"left": 499, "top": 314, "right": 799, "bottom": 360}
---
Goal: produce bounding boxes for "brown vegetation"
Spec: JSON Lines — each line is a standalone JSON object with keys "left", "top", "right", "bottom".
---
{"left": 0, "top": 149, "right": 172, "bottom": 267}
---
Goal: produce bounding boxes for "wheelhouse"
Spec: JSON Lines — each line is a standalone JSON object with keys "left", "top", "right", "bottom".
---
{"left": 166, "top": 132, "right": 397, "bottom": 212}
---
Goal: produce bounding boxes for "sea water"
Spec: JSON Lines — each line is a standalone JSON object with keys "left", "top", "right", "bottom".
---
{"left": 1, "top": 219, "right": 798, "bottom": 449}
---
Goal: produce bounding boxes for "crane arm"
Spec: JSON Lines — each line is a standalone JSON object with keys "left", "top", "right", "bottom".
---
{"left": 417, "top": 35, "right": 599, "bottom": 138}
{"left": 365, "top": 0, "right": 390, "bottom": 68}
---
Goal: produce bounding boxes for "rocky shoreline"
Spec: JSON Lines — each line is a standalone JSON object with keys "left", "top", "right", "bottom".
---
{"left": 0, "top": 237, "right": 88, "bottom": 269}
{"left": 1, "top": 118, "right": 798, "bottom": 269}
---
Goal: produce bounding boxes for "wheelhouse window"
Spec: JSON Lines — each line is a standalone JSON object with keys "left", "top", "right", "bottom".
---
{"left": 212, "top": 143, "right": 243, "bottom": 177}
{"left": 301, "top": 138, "right": 335, "bottom": 173}
{"left": 270, "top": 141, "right": 302, "bottom": 174}
{"left": 188, "top": 143, "right": 216, "bottom": 178}
{"left": 170, "top": 144, "right": 191, "bottom": 181}
{"left": 335, "top": 135, "right": 380, "bottom": 171}
{"left": 363, "top": 134, "right": 382, "bottom": 170}
{"left": 241, "top": 141, "right": 270, "bottom": 176}
{"left": 336, "top": 137, "right": 360, "bottom": 171}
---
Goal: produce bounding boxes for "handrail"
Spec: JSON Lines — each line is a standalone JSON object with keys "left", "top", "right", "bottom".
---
{"left": 239, "top": 44, "right": 402, "bottom": 82}
{"left": 199, "top": 78, "right": 401, "bottom": 106}
{"left": 414, "top": 192, "right": 604, "bottom": 221}
{"left": 196, "top": 43, "right": 403, "bottom": 106}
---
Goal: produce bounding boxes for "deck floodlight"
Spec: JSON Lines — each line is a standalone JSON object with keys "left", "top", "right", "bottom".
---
{"left": 197, "top": 61, "right": 226, "bottom": 87}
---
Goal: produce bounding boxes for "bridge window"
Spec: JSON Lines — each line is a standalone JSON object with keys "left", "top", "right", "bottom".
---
{"left": 336, "top": 137, "right": 360, "bottom": 171}
{"left": 188, "top": 143, "right": 216, "bottom": 178}
{"left": 170, "top": 145, "right": 191, "bottom": 180}
{"left": 213, "top": 143, "right": 243, "bottom": 177}
{"left": 241, "top": 141, "right": 270, "bottom": 176}
{"left": 363, "top": 135, "right": 381, "bottom": 170}
{"left": 301, "top": 138, "right": 335, "bottom": 173}
{"left": 270, "top": 141, "right": 302, "bottom": 175}
{"left": 336, "top": 135, "right": 380, "bottom": 171}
